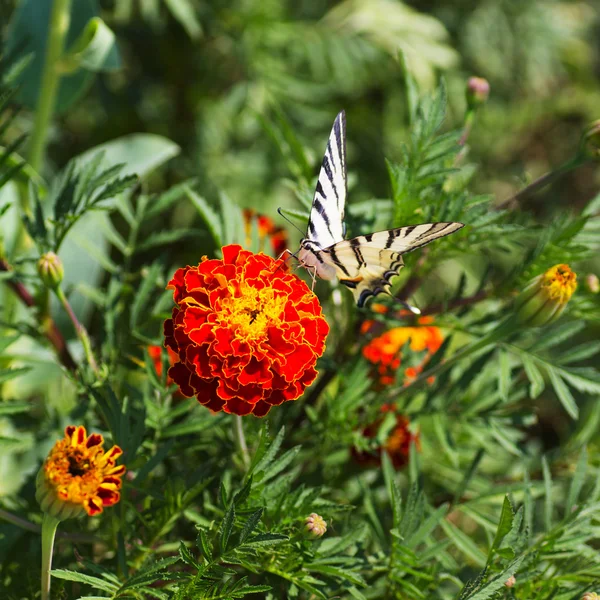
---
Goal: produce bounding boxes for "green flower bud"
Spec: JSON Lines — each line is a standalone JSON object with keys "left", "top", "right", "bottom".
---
{"left": 582, "top": 593, "right": 600, "bottom": 600}
{"left": 304, "top": 513, "right": 327, "bottom": 538}
{"left": 515, "top": 264, "right": 577, "bottom": 328}
{"left": 37, "top": 252, "right": 64, "bottom": 289}
{"left": 466, "top": 77, "right": 490, "bottom": 109}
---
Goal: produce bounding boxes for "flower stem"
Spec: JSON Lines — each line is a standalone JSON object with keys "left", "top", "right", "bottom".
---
{"left": 497, "top": 156, "right": 589, "bottom": 210}
{"left": 0, "top": 258, "right": 78, "bottom": 371}
{"left": 28, "top": 0, "right": 72, "bottom": 174}
{"left": 458, "top": 109, "right": 475, "bottom": 147}
{"left": 54, "top": 285, "right": 98, "bottom": 373}
{"left": 233, "top": 415, "right": 250, "bottom": 469}
{"left": 41, "top": 513, "right": 60, "bottom": 600}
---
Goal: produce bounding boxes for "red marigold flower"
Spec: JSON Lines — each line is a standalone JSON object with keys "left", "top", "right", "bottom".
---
{"left": 353, "top": 406, "right": 420, "bottom": 470}
{"left": 362, "top": 316, "right": 443, "bottom": 386}
{"left": 243, "top": 209, "right": 289, "bottom": 257}
{"left": 36, "top": 426, "right": 126, "bottom": 519}
{"left": 164, "top": 244, "right": 329, "bottom": 417}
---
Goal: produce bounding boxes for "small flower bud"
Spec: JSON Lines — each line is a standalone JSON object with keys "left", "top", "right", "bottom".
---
{"left": 304, "top": 513, "right": 327, "bottom": 538}
{"left": 37, "top": 252, "right": 64, "bottom": 289}
{"left": 582, "top": 593, "right": 600, "bottom": 600}
{"left": 585, "top": 274, "right": 599, "bottom": 294}
{"left": 504, "top": 575, "right": 516, "bottom": 588}
{"left": 581, "top": 120, "right": 600, "bottom": 159}
{"left": 515, "top": 264, "right": 577, "bottom": 327}
{"left": 466, "top": 77, "right": 490, "bottom": 109}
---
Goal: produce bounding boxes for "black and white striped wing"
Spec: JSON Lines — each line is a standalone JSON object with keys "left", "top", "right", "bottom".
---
{"left": 321, "top": 222, "right": 464, "bottom": 307}
{"left": 305, "top": 111, "right": 347, "bottom": 249}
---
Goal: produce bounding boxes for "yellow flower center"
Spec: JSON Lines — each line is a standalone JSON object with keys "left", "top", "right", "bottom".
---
{"left": 542, "top": 264, "right": 577, "bottom": 304}
{"left": 221, "top": 281, "right": 286, "bottom": 341}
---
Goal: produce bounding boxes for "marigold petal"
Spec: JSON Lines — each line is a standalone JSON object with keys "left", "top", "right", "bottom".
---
{"left": 223, "top": 398, "right": 254, "bottom": 416}
{"left": 252, "top": 400, "right": 272, "bottom": 417}
{"left": 168, "top": 362, "right": 196, "bottom": 397}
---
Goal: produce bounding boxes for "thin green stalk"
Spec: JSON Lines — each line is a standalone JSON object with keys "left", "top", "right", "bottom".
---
{"left": 55, "top": 285, "right": 98, "bottom": 373}
{"left": 233, "top": 415, "right": 250, "bottom": 469}
{"left": 8, "top": 0, "right": 72, "bottom": 332}
{"left": 28, "top": 0, "right": 72, "bottom": 175}
{"left": 497, "top": 155, "right": 589, "bottom": 209}
{"left": 41, "top": 513, "right": 60, "bottom": 600}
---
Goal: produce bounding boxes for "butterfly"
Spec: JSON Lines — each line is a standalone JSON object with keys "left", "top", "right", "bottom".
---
{"left": 296, "top": 111, "right": 464, "bottom": 308}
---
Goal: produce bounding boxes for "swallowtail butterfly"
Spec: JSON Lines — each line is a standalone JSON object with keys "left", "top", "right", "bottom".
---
{"left": 296, "top": 111, "right": 464, "bottom": 308}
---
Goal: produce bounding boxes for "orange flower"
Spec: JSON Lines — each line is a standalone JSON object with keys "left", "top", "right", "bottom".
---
{"left": 362, "top": 316, "right": 443, "bottom": 385}
{"left": 36, "top": 426, "right": 126, "bottom": 519}
{"left": 243, "top": 209, "right": 288, "bottom": 256}
{"left": 164, "top": 244, "right": 329, "bottom": 416}
{"left": 353, "top": 406, "right": 419, "bottom": 469}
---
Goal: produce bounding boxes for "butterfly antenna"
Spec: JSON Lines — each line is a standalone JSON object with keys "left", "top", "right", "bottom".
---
{"left": 394, "top": 297, "right": 421, "bottom": 315}
{"left": 277, "top": 207, "right": 306, "bottom": 237}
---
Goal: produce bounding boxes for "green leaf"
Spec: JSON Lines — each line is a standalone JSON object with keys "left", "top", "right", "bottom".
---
{"left": 197, "top": 528, "right": 213, "bottom": 561}
{"left": 463, "top": 556, "right": 524, "bottom": 600}
{"left": 565, "top": 447, "right": 587, "bottom": 517}
{"left": 560, "top": 341, "right": 600, "bottom": 365}
{"left": 78, "top": 134, "right": 180, "bottom": 180}
{"left": 0, "top": 401, "right": 31, "bottom": 415}
{"left": 261, "top": 446, "right": 301, "bottom": 483}
{"left": 487, "top": 496, "right": 514, "bottom": 564}
{"left": 521, "top": 354, "right": 545, "bottom": 398}
{"left": 135, "top": 228, "right": 203, "bottom": 253}
{"left": 131, "top": 261, "right": 162, "bottom": 329}
{"left": 0, "top": 367, "right": 31, "bottom": 383}
{"left": 164, "top": 0, "right": 203, "bottom": 40}
{"left": 61, "top": 17, "right": 120, "bottom": 73}
{"left": 405, "top": 503, "right": 448, "bottom": 549}
{"left": 220, "top": 502, "right": 235, "bottom": 553}
{"left": 498, "top": 350, "right": 510, "bottom": 401}
{"left": 253, "top": 426, "right": 285, "bottom": 477}
{"left": 244, "top": 533, "right": 288, "bottom": 546}
{"left": 542, "top": 455, "right": 553, "bottom": 531}
{"left": 432, "top": 413, "right": 459, "bottom": 468}
{"left": 185, "top": 186, "right": 222, "bottom": 246}
{"left": 440, "top": 517, "right": 487, "bottom": 567}
{"left": 239, "top": 508, "right": 263, "bottom": 544}
{"left": 50, "top": 569, "right": 119, "bottom": 593}
{"left": 178, "top": 542, "right": 198, "bottom": 568}
{"left": 547, "top": 368, "right": 579, "bottom": 419}
{"left": 382, "top": 451, "right": 402, "bottom": 528}
{"left": 531, "top": 321, "right": 585, "bottom": 353}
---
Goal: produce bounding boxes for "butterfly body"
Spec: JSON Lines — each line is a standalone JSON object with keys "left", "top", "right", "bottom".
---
{"left": 296, "top": 111, "right": 464, "bottom": 308}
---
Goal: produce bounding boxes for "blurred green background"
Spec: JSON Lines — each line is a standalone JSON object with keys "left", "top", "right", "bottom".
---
{"left": 3, "top": 0, "right": 600, "bottom": 220}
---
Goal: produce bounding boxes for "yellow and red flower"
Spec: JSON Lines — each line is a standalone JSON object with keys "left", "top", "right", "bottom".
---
{"left": 243, "top": 209, "right": 288, "bottom": 257}
{"left": 353, "top": 405, "right": 419, "bottom": 469}
{"left": 164, "top": 244, "right": 329, "bottom": 417}
{"left": 36, "top": 426, "right": 126, "bottom": 519}
{"left": 362, "top": 316, "right": 443, "bottom": 386}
